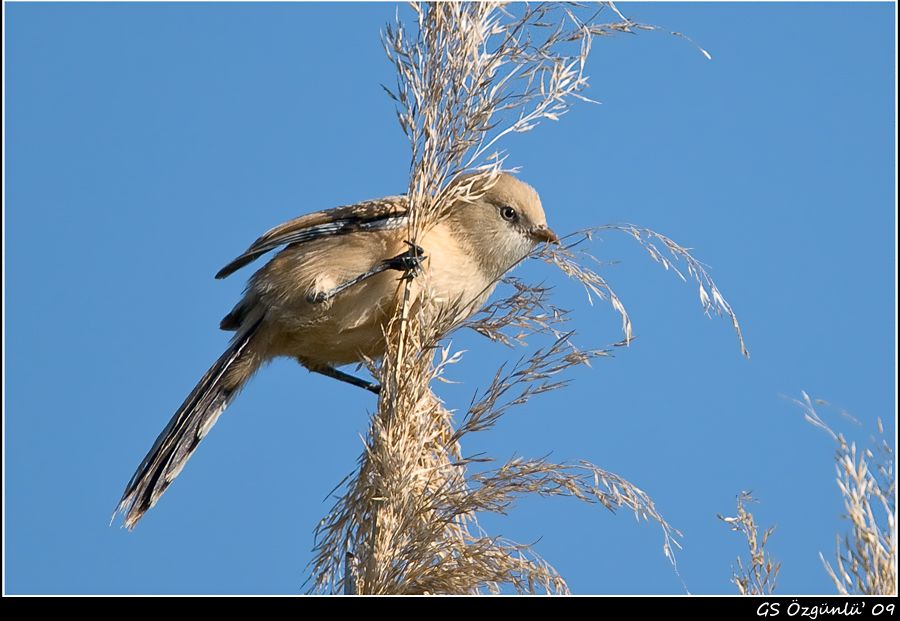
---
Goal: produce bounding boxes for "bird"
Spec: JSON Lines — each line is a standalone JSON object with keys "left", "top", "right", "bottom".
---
{"left": 115, "top": 172, "right": 558, "bottom": 528}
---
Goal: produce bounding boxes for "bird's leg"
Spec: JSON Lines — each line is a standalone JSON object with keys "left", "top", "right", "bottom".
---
{"left": 310, "top": 365, "right": 381, "bottom": 394}
{"left": 307, "top": 242, "right": 426, "bottom": 304}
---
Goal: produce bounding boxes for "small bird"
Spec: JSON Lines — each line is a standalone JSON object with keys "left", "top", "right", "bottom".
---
{"left": 116, "top": 173, "right": 558, "bottom": 528}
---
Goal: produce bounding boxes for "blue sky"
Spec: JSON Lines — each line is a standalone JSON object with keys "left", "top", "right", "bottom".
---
{"left": 4, "top": 2, "right": 895, "bottom": 595}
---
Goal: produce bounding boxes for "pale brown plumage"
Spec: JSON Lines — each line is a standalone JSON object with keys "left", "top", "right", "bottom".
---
{"left": 116, "top": 173, "right": 557, "bottom": 528}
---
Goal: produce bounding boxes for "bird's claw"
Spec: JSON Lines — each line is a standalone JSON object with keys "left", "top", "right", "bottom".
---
{"left": 385, "top": 241, "right": 426, "bottom": 279}
{"left": 306, "top": 291, "right": 329, "bottom": 304}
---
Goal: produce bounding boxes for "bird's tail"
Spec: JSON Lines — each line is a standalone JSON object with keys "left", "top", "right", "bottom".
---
{"left": 114, "top": 315, "right": 265, "bottom": 529}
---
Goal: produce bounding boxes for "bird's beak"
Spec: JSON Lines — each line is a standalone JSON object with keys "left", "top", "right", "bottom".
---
{"left": 530, "top": 225, "right": 560, "bottom": 245}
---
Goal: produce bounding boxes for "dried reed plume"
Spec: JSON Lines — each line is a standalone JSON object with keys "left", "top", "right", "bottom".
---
{"left": 718, "top": 492, "right": 781, "bottom": 595}
{"left": 310, "top": 2, "right": 741, "bottom": 594}
{"left": 790, "top": 392, "right": 897, "bottom": 595}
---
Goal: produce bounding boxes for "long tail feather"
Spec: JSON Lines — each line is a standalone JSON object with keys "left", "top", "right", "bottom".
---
{"left": 114, "top": 316, "right": 264, "bottom": 529}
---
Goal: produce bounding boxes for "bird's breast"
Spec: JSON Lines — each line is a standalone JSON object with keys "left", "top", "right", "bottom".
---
{"left": 414, "top": 224, "right": 497, "bottom": 321}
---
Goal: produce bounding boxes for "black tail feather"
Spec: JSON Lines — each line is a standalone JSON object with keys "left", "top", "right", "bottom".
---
{"left": 114, "top": 316, "right": 263, "bottom": 529}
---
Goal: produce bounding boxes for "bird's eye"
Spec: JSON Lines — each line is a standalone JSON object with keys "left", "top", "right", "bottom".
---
{"left": 500, "top": 206, "right": 517, "bottom": 221}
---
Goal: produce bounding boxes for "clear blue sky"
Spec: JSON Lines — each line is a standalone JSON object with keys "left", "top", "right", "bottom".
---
{"left": 5, "top": 2, "right": 895, "bottom": 595}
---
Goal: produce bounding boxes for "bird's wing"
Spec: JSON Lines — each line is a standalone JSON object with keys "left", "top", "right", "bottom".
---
{"left": 215, "top": 196, "right": 409, "bottom": 279}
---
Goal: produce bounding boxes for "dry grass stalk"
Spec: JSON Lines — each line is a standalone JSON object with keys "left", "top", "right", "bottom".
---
{"left": 791, "top": 392, "right": 897, "bottom": 595}
{"left": 718, "top": 492, "right": 781, "bottom": 595}
{"left": 310, "top": 3, "right": 731, "bottom": 594}
{"left": 534, "top": 226, "right": 749, "bottom": 355}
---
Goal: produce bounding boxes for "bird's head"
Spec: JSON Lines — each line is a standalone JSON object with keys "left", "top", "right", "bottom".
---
{"left": 447, "top": 172, "right": 558, "bottom": 280}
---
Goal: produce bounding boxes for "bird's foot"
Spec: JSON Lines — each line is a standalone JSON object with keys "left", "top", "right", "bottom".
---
{"left": 306, "top": 291, "right": 329, "bottom": 304}
{"left": 306, "top": 242, "right": 426, "bottom": 305}
{"left": 385, "top": 241, "right": 426, "bottom": 280}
